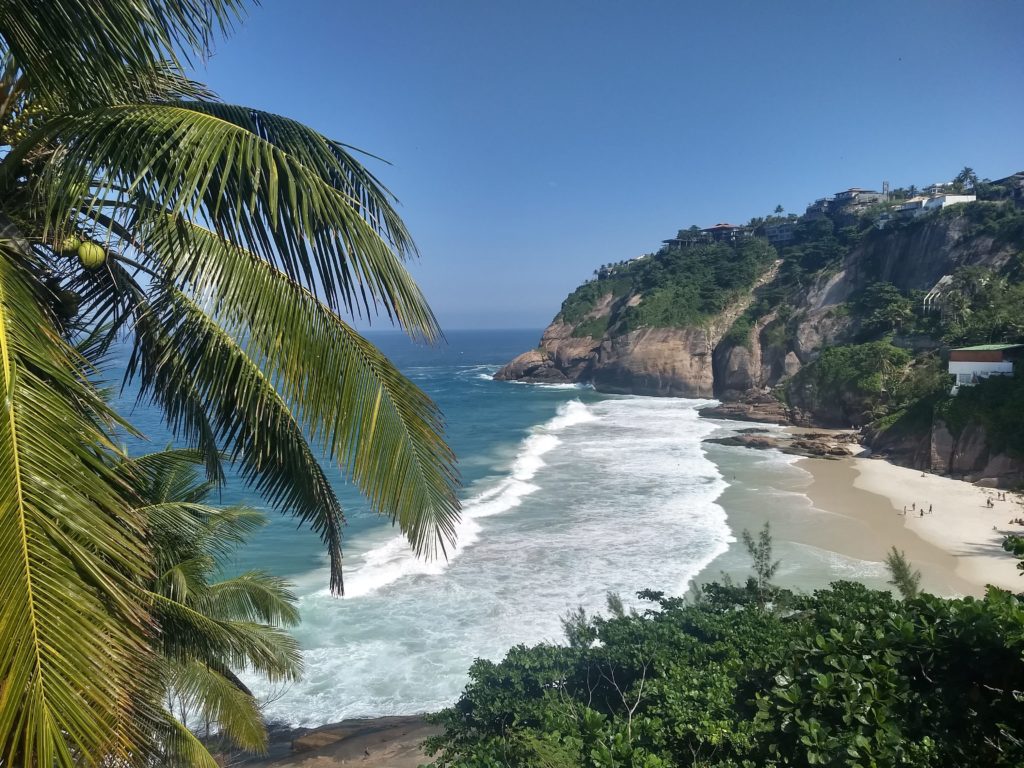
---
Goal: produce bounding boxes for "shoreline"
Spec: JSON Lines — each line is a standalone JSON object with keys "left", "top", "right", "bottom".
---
{"left": 795, "top": 455, "right": 1021, "bottom": 595}
{"left": 228, "top": 714, "right": 439, "bottom": 767}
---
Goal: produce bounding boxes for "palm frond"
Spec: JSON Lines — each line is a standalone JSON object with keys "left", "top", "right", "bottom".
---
{"left": 165, "top": 659, "right": 267, "bottom": 753}
{"left": 205, "top": 572, "right": 300, "bottom": 627}
{"left": 152, "top": 591, "right": 301, "bottom": 680}
{"left": 77, "top": 261, "right": 226, "bottom": 482}
{"left": 140, "top": 287, "right": 350, "bottom": 591}
{"left": 0, "top": 235, "right": 154, "bottom": 766}
{"left": 0, "top": 0, "right": 245, "bottom": 109}
{"left": 151, "top": 711, "right": 220, "bottom": 768}
{"left": 149, "top": 219, "right": 460, "bottom": 560}
{"left": 35, "top": 101, "right": 440, "bottom": 337}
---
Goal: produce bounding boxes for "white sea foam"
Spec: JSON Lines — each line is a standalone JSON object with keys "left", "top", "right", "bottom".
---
{"left": 500, "top": 379, "right": 593, "bottom": 389}
{"left": 249, "top": 395, "right": 735, "bottom": 726}
{"left": 335, "top": 400, "right": 597, "bottom": 599}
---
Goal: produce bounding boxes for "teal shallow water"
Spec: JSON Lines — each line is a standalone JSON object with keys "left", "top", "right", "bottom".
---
{"left": 111, "top": 330, "right": 893, "bottom": 727}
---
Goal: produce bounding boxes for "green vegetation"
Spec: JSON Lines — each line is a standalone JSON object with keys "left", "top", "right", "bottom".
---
{"left": 560, "top": 276, "right": 631, "bottom": 324}
{"left": 937, "top": 368, "right": 1024, "bottom": 457}
{"left": 785, "top": 341, "right": 912, "bottom": 425}
{"left": 428, "top": 544, "right": 1024, "bottom": 767}
{"left": 627, "top": 240, "right": 776, "bottom": 330}
{"left": 129, "top": 450, "right": 301, "bottom": 761}
{"left": 0, "top": 2, "right": 458, "bottom": 765}
{"left": 933, "top": 265, "right": 1024, "bottom": 345}
{"left": 560, "top": 239, "right": 776, "bottom": 335}
{"left": 884, "top": 547, "right": 922, "bottom": 599}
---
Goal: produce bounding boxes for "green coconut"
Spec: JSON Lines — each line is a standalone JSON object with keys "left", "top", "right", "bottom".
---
{"left": 77, "top": 241, "right": 107, "bottom": 269}
{"left": 59, "top": 235, "right": 82, "bottom": 254}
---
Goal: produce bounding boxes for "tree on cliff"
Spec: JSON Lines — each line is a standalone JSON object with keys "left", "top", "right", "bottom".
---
{"left": 0, "top": 1, "right": 458, "bottom": 765}
{"left": 954, "top": 166, "right": 979, "bottom": 192}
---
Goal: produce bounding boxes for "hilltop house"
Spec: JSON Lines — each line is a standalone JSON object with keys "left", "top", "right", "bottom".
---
{"left": 662, "top": 223, "right": 751, "bottom": 249}
{"left": 763, "top": 220, "right": 798, "bottom": 245}
{"left": 833, "top": 188, "right": 885, "bottom": 206}
{"left": 702, "top": 223, "right": 752, "bottom": 243}
{"left": 948, "top": 343, "right": 1023, "bottom": 394}
{"left": 924, "top": 193, "right": 976, "bottom": 212}
{"left": 804, "top": 196, "right": 834, "bottom": 219}
{"left": 894, "top": 195, "right": 929, "bottom": 218}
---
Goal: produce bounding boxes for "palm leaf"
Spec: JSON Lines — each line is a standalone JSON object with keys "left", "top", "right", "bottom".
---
{"left": 148, "top": 218, "right": 460, "bottom": 561}
{"left": 142, "top": 287, "right": 351, "bottom": 591}
{"left": 164, "top": 658, "right": 267, "bottom": 753}
{"left": 152, "top": 591, "right": 301, "bottom": 680}
{"left": 205, "top": 571, "right": 301, "bottom": 626}
{"left": 151, "top": 711, "right": 221, "bottom": 768}
{"left": 0, "top": 235, "right": 154, "bottom": 766}
{"left": 77, "top": 260, "right": 227, "bottom": 482}
{"left": 0, "top": 0, "right": 245, "bottom": 109}
{"left": 35, "top": 101, "right": 440, "bottom": 337}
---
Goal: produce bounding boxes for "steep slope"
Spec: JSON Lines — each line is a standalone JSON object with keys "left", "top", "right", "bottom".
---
{"left": 495, "top": 239, "right": 778, "bottom": 396}
{"left": 499, "top": 204, "right": 1021, "bottom": 398}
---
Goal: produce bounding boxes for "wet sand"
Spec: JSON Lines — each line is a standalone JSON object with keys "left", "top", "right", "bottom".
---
{"left": 798, "top": 456, "right": 1021, "bottom": 595}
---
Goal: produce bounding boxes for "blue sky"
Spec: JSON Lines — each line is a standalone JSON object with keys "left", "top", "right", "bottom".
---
{"left": 194, "top": 0, "right": 1023, "bottom": 330}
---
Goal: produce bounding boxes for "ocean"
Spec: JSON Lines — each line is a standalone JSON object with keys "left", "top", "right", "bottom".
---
{"left": 111, "top": 329, "right": 893, "bottom": 727}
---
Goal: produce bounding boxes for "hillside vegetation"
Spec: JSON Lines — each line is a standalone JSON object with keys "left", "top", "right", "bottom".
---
{"left": 558, "top": 239, "right": 776, "bottom": 338}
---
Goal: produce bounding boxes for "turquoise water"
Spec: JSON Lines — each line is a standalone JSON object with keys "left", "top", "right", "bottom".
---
{"left": 111, "top": 329, "right": 891, "bottom": 726}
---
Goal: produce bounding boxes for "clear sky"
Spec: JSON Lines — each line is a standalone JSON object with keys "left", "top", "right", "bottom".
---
{"left": 193, "top": 0, "right": 1024, "bottom": 330}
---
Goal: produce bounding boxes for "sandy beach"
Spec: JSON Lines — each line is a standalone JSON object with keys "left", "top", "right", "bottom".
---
{"left": 798, "top": 455, "right": 1022, "bottom": 595}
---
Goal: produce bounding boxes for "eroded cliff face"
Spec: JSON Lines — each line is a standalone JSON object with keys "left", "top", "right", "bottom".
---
{"left": 712, "top": 215, "right": 1020, "bottom": 401}
{"left": 495, "top": 260, "right": 778, "bottom": 396}
{"left": 869, "top": 419, "right": 1023, "bottom": 488}
{"left": 494, "top": 311, "right": 718, "bottom": 396}
{"left": 497, "top": 212, "right": 1018, "bottom": 399}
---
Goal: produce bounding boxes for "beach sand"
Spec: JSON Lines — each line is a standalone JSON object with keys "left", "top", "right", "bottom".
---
{"left": 798, "top": 456, "right": 1022, "bottom": 595}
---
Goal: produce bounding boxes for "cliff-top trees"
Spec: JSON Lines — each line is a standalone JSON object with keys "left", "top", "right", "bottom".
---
{"left": 0, "top": 1, "right": 459, "bottom": 765}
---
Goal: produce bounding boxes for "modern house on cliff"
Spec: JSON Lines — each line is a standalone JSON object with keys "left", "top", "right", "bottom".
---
{"left": 948, "top": 343, "right": 1023, "bottom": 394}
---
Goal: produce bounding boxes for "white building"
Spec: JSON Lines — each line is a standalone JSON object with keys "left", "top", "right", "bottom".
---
{"left": 948, "top": 344, "right": 1023, "bottom": 394}
{"left": 923, "top": 193, "right": 976, "bottom": 212}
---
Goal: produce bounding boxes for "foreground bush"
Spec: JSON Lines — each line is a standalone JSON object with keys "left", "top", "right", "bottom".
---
{"left": 427, "top": 580, "right": 1024, "bottom": 767}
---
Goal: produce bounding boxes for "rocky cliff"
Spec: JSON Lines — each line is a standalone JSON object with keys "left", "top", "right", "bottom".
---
{"left": 495, "top": 248, "right": 780, "bottom": 397}
{"left": 868, "top": 418, "right": 1024, "bottom": 488}
{"left": 496, "top": 200, "right": 1024, "bottom": 485}
{"left": 497, "top": 208, "right": 1019, "bottom": 400}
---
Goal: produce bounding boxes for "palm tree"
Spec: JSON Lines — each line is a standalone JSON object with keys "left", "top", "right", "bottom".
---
{"left": 0, "top": 2, "right": 459, "bottom": 765}
{"left": 122, "top": 450, "right": 301, "bottom": 766}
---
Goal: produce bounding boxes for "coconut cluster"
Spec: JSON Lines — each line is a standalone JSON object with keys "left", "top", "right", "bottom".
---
{"left": 58, "top": 236, "right": 107, "bottom": 269}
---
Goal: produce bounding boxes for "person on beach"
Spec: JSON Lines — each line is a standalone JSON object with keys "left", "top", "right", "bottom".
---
{"left": 920, "top": 510, "right": 924, "bottom": 517}
{"left": 912, "top": 502, "right": 916, "bottom": 511}
{"left": 929, "top": 504, "right": 932, "bottom": 514}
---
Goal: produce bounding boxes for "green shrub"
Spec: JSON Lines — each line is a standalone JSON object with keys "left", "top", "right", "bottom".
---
{"left": 427, "top": 581, "right": 1024, "bottom": 767}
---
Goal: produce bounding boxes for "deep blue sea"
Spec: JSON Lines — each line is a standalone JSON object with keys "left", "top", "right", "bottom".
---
{"left": 111, "top": 328, "right": 889, "bottom": 726}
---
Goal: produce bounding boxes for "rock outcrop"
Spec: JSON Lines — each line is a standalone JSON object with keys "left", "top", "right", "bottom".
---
{"left": 496, "top": 205, "right": 1024, "bottom": 484}
{"left": 868, "top": 418, "right": 1024, "bottom": 488}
